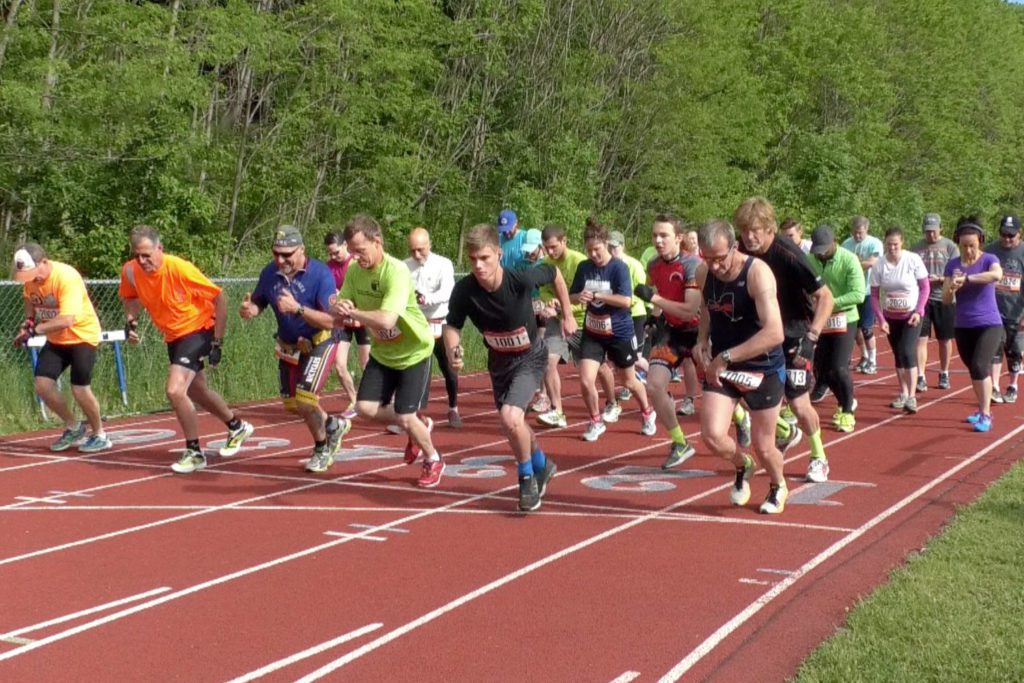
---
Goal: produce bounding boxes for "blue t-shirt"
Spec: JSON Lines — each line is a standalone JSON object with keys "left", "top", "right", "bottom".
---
{"left": 500, "top": 230, "right": 527, "bottom": 271}
{"left": 252, "top": 257, "right": 337, "bottom": 343}
{"left": 570, "top": 257, "right": 634, "bottom": 340}
{"left": 944, "top": 253, "right": 1002, "bottom": 328}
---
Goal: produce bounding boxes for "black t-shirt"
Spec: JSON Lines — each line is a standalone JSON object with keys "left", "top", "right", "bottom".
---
{"left": 741, "top": 236, "right": 823, "bottom": 337}
{"left": 447, "top": 264, "right": 556, "bottom": 366}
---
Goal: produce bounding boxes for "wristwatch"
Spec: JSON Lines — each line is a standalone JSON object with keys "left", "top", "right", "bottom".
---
{"left": 295, "top": 305, "right": 305, "bottom": 317}
{"left": 721, "top": 349, "right": 732, "bottom": 364}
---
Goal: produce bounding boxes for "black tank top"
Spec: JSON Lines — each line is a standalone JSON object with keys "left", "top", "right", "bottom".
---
{"left": 703, "top": 255, "right": 783, "bottom": 371}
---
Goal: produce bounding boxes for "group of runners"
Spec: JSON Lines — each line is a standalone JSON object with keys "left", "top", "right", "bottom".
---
{"left": 12, "top": 199, "right": 1023, "bottom": 515}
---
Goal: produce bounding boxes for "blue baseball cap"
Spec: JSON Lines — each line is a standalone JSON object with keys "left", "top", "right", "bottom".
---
{"left": 497, "top": 209, "right": 518, "bottom": 234}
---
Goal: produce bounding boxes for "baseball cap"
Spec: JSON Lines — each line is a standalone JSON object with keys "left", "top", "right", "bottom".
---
{"left": 272, "top": 225, "right": 303, "bottom": 249}
{"left": 521, "top": 229, "right": 543, "bottom": 257}
{"left": 607, "top": 230, "right": 625, "bottom": 247}
{"left": 922, "top": 213, "right": 941, "bottom": 231}
{"left": 497, "top": 209, "right": 517, "bottom": 234}
{"left": 11, "top": 248, "right": 42, "bottom": 283}
{"left": 1000, "top": 215, "right": 1021, "bottom": 236}
{"left": 809, "top": 224, "right": 835, "bottom": 256}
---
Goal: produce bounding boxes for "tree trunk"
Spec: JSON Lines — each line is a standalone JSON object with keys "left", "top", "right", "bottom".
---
{"left": 41, "top": 0, "right": 61, "bottom": 113}
{"left": 0, "top": 0, "right": 26, "bottom": 71}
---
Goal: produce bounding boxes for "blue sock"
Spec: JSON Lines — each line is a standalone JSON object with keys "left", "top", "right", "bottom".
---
{"left": 517, "top": 460, "right": 534, "bottom": 478}
{"left": 531, "top": 447, "right": 547, "bottom": 473}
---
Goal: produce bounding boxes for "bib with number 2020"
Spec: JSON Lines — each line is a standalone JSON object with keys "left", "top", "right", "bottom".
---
{"left": 585, "top": 311, "right": 613, "bottom": 336}
{"left": 822, "top": 312, "right": 848, "bottom": 335}
{"left": 883, "top": 290, "right": 913, "bottom": 315}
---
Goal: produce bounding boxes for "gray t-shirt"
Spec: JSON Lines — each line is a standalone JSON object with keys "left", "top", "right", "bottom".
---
{"left": 984, "top": 240, "right": 1024, "bottom": 322}
{"left": 912, "top": 237, "right": 958, "bottom": 301}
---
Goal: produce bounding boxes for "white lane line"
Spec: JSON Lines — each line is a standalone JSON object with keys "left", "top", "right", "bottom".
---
{"left": 1, "top": 636, "right": 33, "bottom": 645}
{"left": 348, "top": 523, "right": 409, "bottom": 534}
{"left": 0, "top": 587, "right": 172, "bottom": 639}
{"left": 323, "top": 531, "right": 387, "bottom": 542}
{"left": 225, "top": 623, "right": 384, "bottom": 683}
{"left": 610, "top": 672, "right": 641, "bottom": 683}
{"left": 738, "top": 579, "right": 772, "bottom": 586}
{"left": 655, "top": 419, "right": 1024, "bottom": 682}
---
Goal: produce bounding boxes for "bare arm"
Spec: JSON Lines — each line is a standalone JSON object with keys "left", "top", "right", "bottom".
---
{"left": 808, "top": 284, "right": 834, "bottom": 338}
{"left": 722, "top": 260, "right": 784, "bottom": 362}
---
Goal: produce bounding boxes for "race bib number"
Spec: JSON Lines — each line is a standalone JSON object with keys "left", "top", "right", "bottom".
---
{"left": 883, "top": 290, "right": 913, "bottom": 315}
{"left": 997, "top": 272, "right": 1022, "bottom": 294}
{"left": 585, "top": 311, "right": 614, "bottom": 336}
{"left": 373, "top": 326, "right": 403, "bottom": 342}
{"left": 786, "top": 368, "right": 808, "bottom": 388}
{"left": 822, "top": 312, "right": 847, "bottom": 335}
{"left": 483, "top": 327, "right": 531, "bottom": 353}
{"left": 719, "top": 370, "right": 764, "bottom": 393}
{"left": 428, "top": 318, "right": 444, "bottom": 338}
{"left": 274, "top": 342, "right": 300, "bottom": 366}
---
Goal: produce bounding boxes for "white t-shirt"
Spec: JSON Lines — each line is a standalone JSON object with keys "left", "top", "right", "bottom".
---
{"left": 869, "top": 251, "right": 928, "bottom": 318}
{"left": 405, "top": 252, "right": 455, "bottom": 336}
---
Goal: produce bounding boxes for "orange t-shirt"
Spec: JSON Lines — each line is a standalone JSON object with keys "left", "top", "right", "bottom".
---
{"left": 119, "top": 254, "right": 220, "bottom": 342}
{"left": 23, "top": 261, "right": 101, "bottom": 346}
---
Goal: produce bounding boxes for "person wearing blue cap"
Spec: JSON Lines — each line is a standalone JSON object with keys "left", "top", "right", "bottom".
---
{"left": 497, "top": 208, "right": 527, "bottom": 271}
{"left": 984, "top": 214, "right": 1024, "bottom": 404}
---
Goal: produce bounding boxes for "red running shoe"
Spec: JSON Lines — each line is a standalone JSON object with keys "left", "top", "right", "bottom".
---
{"left": 404, "top": 416, "right": 434, "bottom": 464}
{"left": 417, "top": 457, "right": 445, "bottom": 488}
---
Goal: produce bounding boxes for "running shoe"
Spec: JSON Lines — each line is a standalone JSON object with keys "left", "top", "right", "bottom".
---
{"left": 966, "top": 410, "right": 983, "bottom": 424}
{"left": 835, "top": 411, "right": 856, "bottom": 433}
{"left": 676, "top": 396, "right": 696, "bottom": 416}
{"left": 602, "top": 402, "right": 622, "bottom": 423}
{"left": 529, "top": 392, "right": 551, "bottom": 413}
{"left": 518, "top": 475, "right": 541, "bottom": 512}
{"left": 670, "top": 368, "right": 682, "bottom": 383}
{"left": 304, "top": 445, "right": 334, "bottom": 473}
{"left": 863, "top": 361, "right": 878, "bottom": 375}
{"left": 537, "top": 409, "right": 567, "bottom": 428}
{"left": 776, "top": 423, "right": 803, "bottom": 453}
{"left": 759, "top": 483, "right": 789, "bottom": 514}
{"left": 973, "top": 414, "right": 993, "bottom": 433}
{"left": 937, "top": 372, "right": 951, "bottom": 390}
{"left": 641, "top": 410, "right": 657, "bottom": 436}
{"left": 582, "top": 420, "right": 607, "bottom": 442}
{"left": 806, "top": 457, "right": 830, "bottom": 483}
{"left": 735, "top": 409, "right": 752, "bottom": 449}
{"left": 404, "top": 417, "right": 434, "bottom": 464}
{"left": 662, "top": 442, "right": 695, "bottom": 470}
{"left": 903, "top": 396, "right": 918, "bottom": 414}
{"left": 50, "top": 422, "right": 87, "bottom": 452}
{"left": 325, "top": 416, "right": 351, "bottom": 456}
{"left": 780, "top": 404, "right": 797, "bottom": 426}
{"left": 831, "top": 406, "right": 843, "bottom": 427}
{"left": 916, "top": 376, "right": 928, "bottom": 393}
{"left": 810, "top": 384, "right": 830, "bottom": 404}
{"left": 78, "top": 433, "right": 112, "bottom": 453}
{"left": 219, "top": 420, "right": 255, "bottom": 457}
{"left": 447, "top": 408, "right": 463, "bottom": 429}
{"left": 535, "top": 458, "right": 558, "bottom": 498}
{"left": 1005, "top": 385, "right": 1018, "bottom": 404}
{"left": 890, "top": 395, "right": 907, "bottom": 409}
{"left": 854, "top": 358, "right": 867, "bottom": 373}
{"left": 730, "top": 456, "right": 754, "bottom": 506}
{"left": 172, "top": 448, "right": 207, "bottom": 473}
{"left": 418, "top": 458, "right": 445, "bottom": 488}
{"left": 992, "top": 389, "right": 1005, "bottom": 405}
{"left": 616, "top": 387, "right": 632, "bottom": 402}
{"left": 341, "top": 406, "right": 358, "bottom": 420}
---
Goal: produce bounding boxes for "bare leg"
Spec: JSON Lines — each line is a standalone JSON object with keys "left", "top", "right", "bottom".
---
{"left": 70, "top": 384, "right": 103, "bottom": 434}
{"left": 34, "top": 377, "right": 76, "bottom": 427}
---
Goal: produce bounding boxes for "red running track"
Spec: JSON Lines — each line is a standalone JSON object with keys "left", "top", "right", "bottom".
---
{"left": 1, "top": 343, "right": 1022, "bottom": 682}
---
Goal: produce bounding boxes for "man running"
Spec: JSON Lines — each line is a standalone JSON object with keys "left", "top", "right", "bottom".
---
{"left": 444, "top": 224, "right": 577, "bottom": 511}
{"left": 694, "top": 219, "right": 789, "bottom": 514}
{"left": 985, "top": 215, "right": 1024, "bottom": 403}
{"left": 842, "top": 216, "right": 882, "bottom": 374}
{"left": 406, "top": 226, "right": 461, "bottom": 427}
{"left": 12, "top": 244, "right": 110, "bottom": 453}
{"left": 119, "top": 225, "right": 253, "bottom": 473}
{"left": 912, "top": 213, "right": 958, "bottom": 392}
{"left": 240, "top": 225, "right": 345, "bottom": 473}
{"left": 332, "top": 214, "right": 444, "bottom": 488}
{"left": 735, "top": 198, "right": 834, "bottom": 483}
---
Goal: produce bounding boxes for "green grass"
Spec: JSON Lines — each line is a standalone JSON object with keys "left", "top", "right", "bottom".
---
{"left": 795, "top": 456, "right": 1024, "bottom": 682}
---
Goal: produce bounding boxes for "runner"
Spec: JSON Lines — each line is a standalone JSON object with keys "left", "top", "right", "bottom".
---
{"left": 632, "top": 214, "right": 700, "bottom": 469}
{"left": 735, "top": 198, "right": 834, "bottom": 484}
{"left": 12, "top": 244, "right": 110, "bottom": 453}
{"left": 984, "top": 215, "right": 1024, "bottom": 404}
{"left": 912, "top": 213, "right": 958, "bottom": 392}
{"left": 406, "top": 226, "right": 460, "bottom": 427}
{"left": 324, "top": 231, "right": 369, "bottom": 419}
{"left": 240, "top": 225, "right": 345, "bottom": 473}
{"left": 498, "top": 209, "right": 527, "bottom": 271}
{"left": 944, "top": 217, "right": 1004, "bottom": 432}
{"left": 332, "top": 214, "right": 444, "bottom": 488}
{"left": 870, "top": 226, "right": 930, "bottom": 413}
{"left": 781, "top": 217, "right": 812, "bottom": 254}
{"left": 694, "top": 218, "right": 789, "bottom": 514}
{"left": 842, "top": 216, "right": 883, "bottom": 374}
{"left": 444, "top": 224, "right": 577, "bottom": 511}
{"left": 119, "top": 225, "right": 254, "bottom": 473}
{"left": 570, "top": 218, "right": 657, "bottom": 442}
{"left": 806, "top": 226, "right": 865, "bottom": 433}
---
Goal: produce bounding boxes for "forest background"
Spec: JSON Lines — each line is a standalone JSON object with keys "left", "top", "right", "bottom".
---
{"left": 3, "top": 0, "right": 1024, "bottom": 275}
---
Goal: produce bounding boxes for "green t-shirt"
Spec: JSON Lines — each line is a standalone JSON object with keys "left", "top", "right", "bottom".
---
{"left": 339, "top": 253, "right": 434, "bottom": 369}
{"left": 640, "top": 245, "right": 657, "bottom": 267}
{"left": 541, "top": 248, "right": 589, "bottom": 325}
{"left": 806, "top": 247, "right": 865, "bottom": 325}
{"left": 620, "top": 252, "right": 649, "bottom": 317}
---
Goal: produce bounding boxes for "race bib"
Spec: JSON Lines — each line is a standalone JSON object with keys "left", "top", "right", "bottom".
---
{"left": 822, "top": 312, "right": 848, "bottom": 335}
{"left": 883, "top": 290, "right": 913, "bottom": 315}
{"left": 997, "top": 272, "right": 1022, "bottom": 294}
{"left": 429, "top": 318, "right": 444, "bottom": 339}
{"left": 483, "top": 327, "right": 531, "bottom": 353}
{"left": 719, "top": 370, "right": 764, "bottom": 393}
{"left": 585, "top": 311, "right": 614, "bottom": 336}
{"left": 274, "top": 342, "right": 300, "bottom": 366}
{"left": 786, "top": 368, "right": 808, "bottom": 388}
{"left": 374, "top": 326, "right": 403, "bottom": 342}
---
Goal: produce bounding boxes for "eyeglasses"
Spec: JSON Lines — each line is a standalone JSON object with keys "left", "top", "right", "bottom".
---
{"left": 704, "top": 244, "right": 735, "bottom": 266}
{"left": 273, "top": 249, "right": 299, "bottom": 259}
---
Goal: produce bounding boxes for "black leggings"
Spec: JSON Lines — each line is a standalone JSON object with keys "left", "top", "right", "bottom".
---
{"left": 432, "top": 337, "right": 459, "bottom": 408}
{"left": 955, "top": 325, "right": 1005, "bottom": 381}
{"left": 886, "top": 318, "right": 921, "bottom": 369}
{"left": 813, "top": 326, "right": 857, "bottom": 411}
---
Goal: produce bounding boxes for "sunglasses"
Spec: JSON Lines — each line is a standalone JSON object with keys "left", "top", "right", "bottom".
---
{"left": 273, "top": 249, "right": 299, "bottom": 259}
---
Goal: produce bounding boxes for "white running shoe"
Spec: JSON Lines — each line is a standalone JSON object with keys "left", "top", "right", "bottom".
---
{"left": 582, "top": 420, "right": 607, "bottom": 442}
